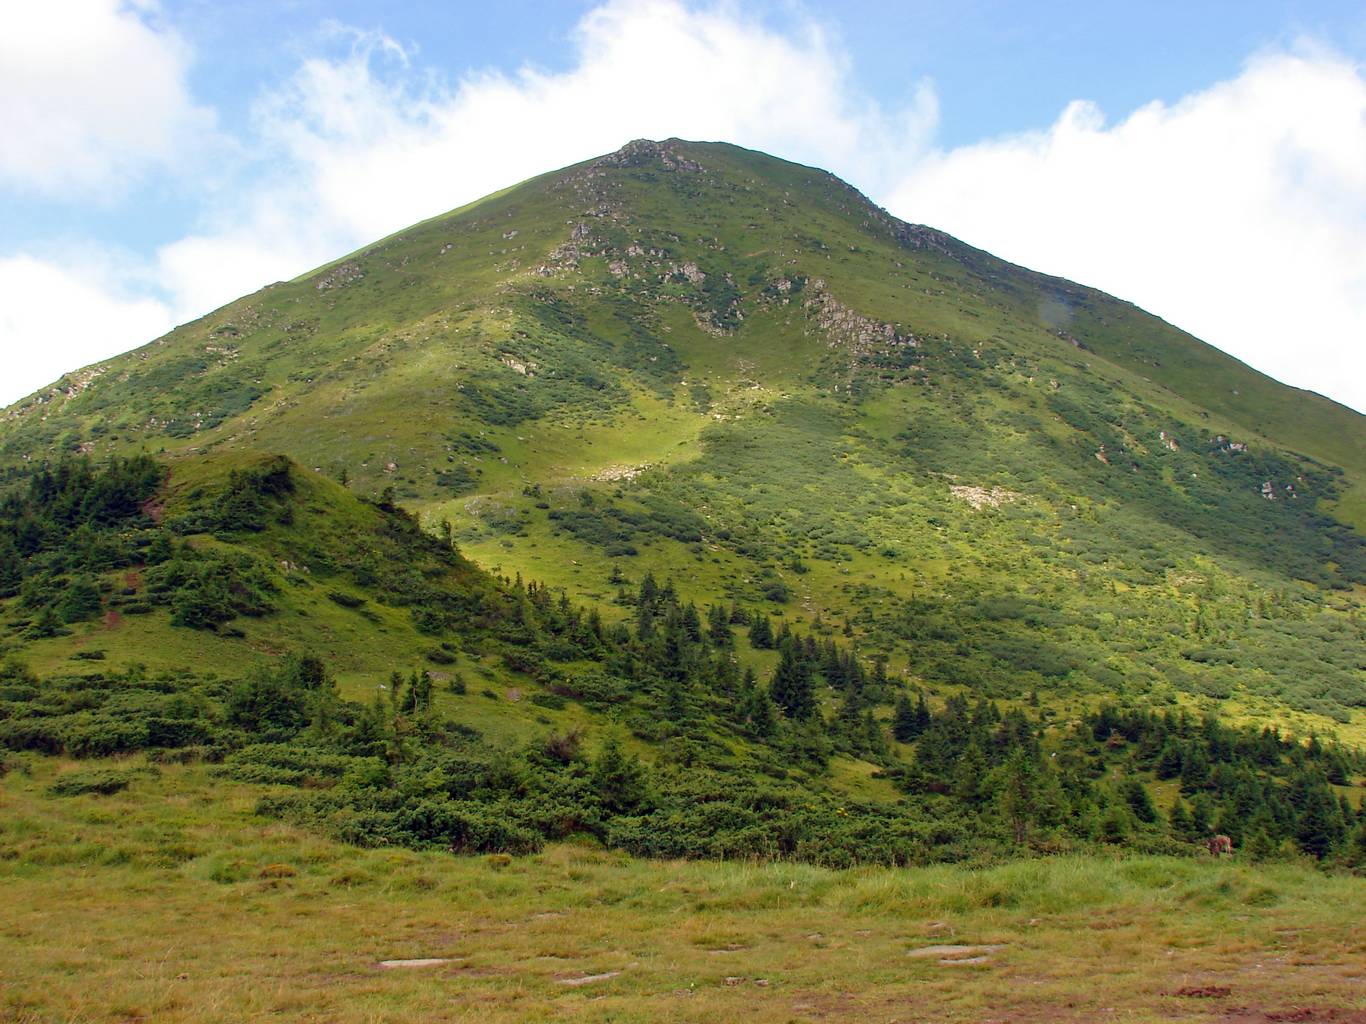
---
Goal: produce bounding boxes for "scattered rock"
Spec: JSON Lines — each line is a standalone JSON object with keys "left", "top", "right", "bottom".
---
{"left": 378, "top": 958, "right": 462, "bottom": 969}
{"left": 950, "top": 485, "right": 1018, "bottom": 510}
{"left": 558, "top": 971, "right": 621, "bottom": 987}
{"left": 907, "top": 944, "right": 1006, "bottom": 960}
{"left": 591, "top": 463, "right": 650, "bottom": 483}
{"left": 314, "top": 261, "right": 364, "bottom": 291}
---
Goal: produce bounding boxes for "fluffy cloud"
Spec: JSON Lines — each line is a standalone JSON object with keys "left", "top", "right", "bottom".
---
{"left": 884, "top": 49, "right": 1366, "bottom": 412}
{"left": 0, "top": 0, "right": 213, "bottom": 194}
{"left": 0, "top": 254, "right": 174, "bottom": 401}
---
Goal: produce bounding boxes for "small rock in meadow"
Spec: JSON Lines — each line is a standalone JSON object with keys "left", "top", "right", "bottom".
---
{"left": 378, "top": 958, "right": 461, "bottom": 969}
{"left": 558, "top": 971, "right": 621, "bottom": 987}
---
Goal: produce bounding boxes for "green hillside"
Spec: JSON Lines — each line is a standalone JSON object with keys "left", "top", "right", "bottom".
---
{"left": 1, "top": 139, "right": 1363, "bottom": 832}
{"left": 3, "top": 139, "right": 1361, "bottom": 739}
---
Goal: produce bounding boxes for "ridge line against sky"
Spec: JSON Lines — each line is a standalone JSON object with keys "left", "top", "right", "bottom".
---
{"left": 1, "top": 0, "right": 1364, "bottom": 413}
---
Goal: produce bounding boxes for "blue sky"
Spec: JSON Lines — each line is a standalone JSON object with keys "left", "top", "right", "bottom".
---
{"left": 3, "top": 0, "right": 1365, "bottom": 410}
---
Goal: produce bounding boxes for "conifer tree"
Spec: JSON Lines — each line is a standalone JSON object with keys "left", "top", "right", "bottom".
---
{"left": 892, "top": 694, "right": 919, "bottom": 743}
{"left": 742, "top": 683, "right": 777, "bottom": 738}
{"left": 1122, "top": 778, "right": 1159, "bottom": 825}
{"left": 769, "top": 646, "right": 814, "bottom": 719}
{"left": 749, "top": 614, "right": 775, "bottom": 649}
{"left": 1168, "top": 797, "right": 1194, "bottom": 840}
{"left": 994, "top": 747, "right": 1042, "bottom": 844}
{"left": 592, "top": 736, "right": 650, "bottom": 814}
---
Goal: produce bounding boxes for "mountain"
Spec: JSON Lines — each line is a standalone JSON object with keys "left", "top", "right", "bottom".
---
{"left": 4, "top": 139, "right": 1362, "bottom": 727}
{"left": 1, "top": 140, "right": 1364, "bottom": 871}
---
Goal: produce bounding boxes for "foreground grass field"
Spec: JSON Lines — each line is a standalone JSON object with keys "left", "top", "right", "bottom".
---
{"left": 3, "top": 756, "right": 1363, "bottom": 1023}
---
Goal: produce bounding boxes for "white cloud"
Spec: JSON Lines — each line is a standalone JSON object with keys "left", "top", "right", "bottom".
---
{"left": 0, "top": 254, "right": 174, "bottom": 401}
{"left": 0, "top": 0, "right": 214, "bottom": 195}
{"left": 884, "top": 48, "right": 1366, "bottom": 412}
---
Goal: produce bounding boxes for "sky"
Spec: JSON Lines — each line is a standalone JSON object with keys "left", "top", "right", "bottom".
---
{"left": 3, "top": 1, "right": 1365, "bottom": 412}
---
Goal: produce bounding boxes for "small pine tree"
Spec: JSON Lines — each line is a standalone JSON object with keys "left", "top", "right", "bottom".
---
{"left": 1295, "top": 777, "right": 1346, "bottom": 859}
{"left": 1168, "top": 797, "right": 1194, "bottom": 840}
{"left": 592, "top": 736, "right": 650, "bottom": 814}
{"left": 994, "top": 747, "right": 1042, "bottom": 845}
{"left": 743, "top": 684, "right": 777, "bottom": 738}
{"left": 769, "top": 646, "right": 814, "bottom": 719}
{"left": 1122, "top": 778, "right": 1159, "bottom": 825}
{"left": 892, "top": 694, "right": 919, "bottom": 743}
{"left": 863, "top": 709, "right": 888, "bottom": 757}
{"left": 57, "top": 575, "right": 103, "bottom": 623}
{"left": 1244, "top": 825, "right": 1279, "bottom": 863}
{"left": 1344, "top": 819, "right": 1366, "bottom": 871}
{"left": 954, "top": 742, "right": 988, "bottom": 805}
{"left": 749, "top": 614, "right": 775, "bottom": 650}
{"left": 1189, "top": 793, "right": 1214, "bottom": 837}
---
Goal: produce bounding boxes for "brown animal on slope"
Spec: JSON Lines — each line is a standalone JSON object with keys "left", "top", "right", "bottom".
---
{"left": 1207, "top": 835, "right": 1233, "bottom": 857}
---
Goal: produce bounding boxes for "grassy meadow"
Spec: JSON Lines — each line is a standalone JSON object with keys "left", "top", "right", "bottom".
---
{"left": 3, "top": 753, "right": 1365, "bottom": 1024}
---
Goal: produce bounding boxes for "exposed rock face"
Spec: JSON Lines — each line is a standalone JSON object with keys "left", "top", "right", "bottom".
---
{"left": 314, "top": 261, "right": 364, "bottom": 291}
{"left": 804, "top": 278, "right": 915, "bottom": 354}
{"left": 595, "top": 138, "right": 703, "bottom": 172}
{"left": 950, "top": 485, "right": 1019, "bottom": 510}
{"left": 784, "top": 277, "right": 920, "bottom": 386}
{"left": 591, "top": 463, "right": 650, "bottom": 483}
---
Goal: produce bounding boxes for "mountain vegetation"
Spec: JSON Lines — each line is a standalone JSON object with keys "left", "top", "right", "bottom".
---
{"left": 1, "top": 139, "right": 1364, "bottom": 1020}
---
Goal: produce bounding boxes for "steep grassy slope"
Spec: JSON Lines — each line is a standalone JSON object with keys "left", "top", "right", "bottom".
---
{"left": 1, "top": 138, "right": 1363, "bottom": 739}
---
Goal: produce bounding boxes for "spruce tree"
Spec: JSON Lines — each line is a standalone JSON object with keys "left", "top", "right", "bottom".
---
{"left": 592, "top": 736, "right": 650, "bottom": 814}
{"left": 749, "top": 614, "right": 775, "bottom": 650}
{"left": 994, "top": 747, "right": 1041, "bottom": 844}
{"left": 1122, "top": 778, "right": 1159, "bottom": 825}
{"left": 914, "top": 690, "right": 932, "bottom": 733}
{"left": 1293, "top": 772, "right": 1346, "bottom": 859}
{"left": 892, "top": 694, "right": 919, "bottom": 742}
{"left": 1168, "top": 797, "right": 1194, "bottom": 841}
{"left": 769, "top": 646, "right": 814, "bottom": 719}
{"left": 743, "top": 684, "right": 777, "bottom": 738}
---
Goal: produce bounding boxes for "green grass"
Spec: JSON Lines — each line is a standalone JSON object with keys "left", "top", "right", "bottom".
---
{"left": 2, "top": 753, "right": 1363, "bottom": 1024}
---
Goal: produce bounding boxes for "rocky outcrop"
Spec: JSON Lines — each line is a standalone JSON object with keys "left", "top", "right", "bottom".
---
{"left": 950, "top": 485, "right": 1019, "bottom": 510}
{"left": 594, "top": 139, "right": 703, "bottom": 172}
{"left": 314, "top": 261, "right": 364, "bottom": 291}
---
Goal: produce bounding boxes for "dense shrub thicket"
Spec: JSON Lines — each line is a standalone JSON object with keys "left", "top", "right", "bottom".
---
{"left": 3, "top": 571, "right": 1362, "bottom": 867}
{"left": 2, "top": 456, "right": 1362, "bottom": 868}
